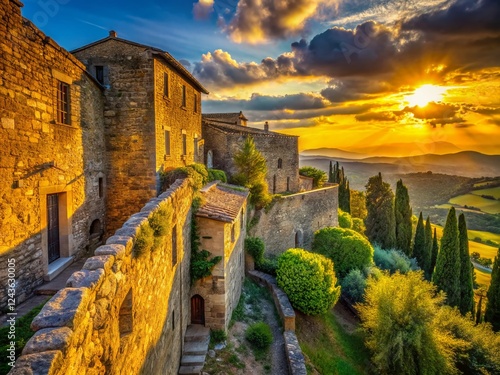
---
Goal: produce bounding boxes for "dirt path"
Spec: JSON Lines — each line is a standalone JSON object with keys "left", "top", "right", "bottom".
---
{"left": 260, "top": 296, "right": 289, "bottom": 375}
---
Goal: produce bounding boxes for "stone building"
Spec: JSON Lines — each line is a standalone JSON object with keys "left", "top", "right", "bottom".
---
{"left": 202, "top": 113, "right": 300, "bottom": 194}
{"left": 191, "top": 182, "right": 248, "bottom": 330}
{"left": 72, "top": 31, "right": 209, "bottom": 236}
{"left": 0, "top": 0, "right": 106, "bottom": 307}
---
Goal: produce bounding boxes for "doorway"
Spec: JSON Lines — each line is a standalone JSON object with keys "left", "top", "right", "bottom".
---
{"left": 191, "top": 295, "right": 205, "bottom": 325}
{"left": 47, "top": 194, "right": 61, "bottom": 263}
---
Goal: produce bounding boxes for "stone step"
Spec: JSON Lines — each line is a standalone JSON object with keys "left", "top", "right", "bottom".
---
{"left": 178, "top": 365, "right": 204, "bottom": 375}
{"left": 183, "top": 338, "right": 209, "bottom": 356}
{"left": 184, "top": 324, "right": 210, "bottom": 342}
{"left": 180, "top": 355, "right": 206, "bottom": 367}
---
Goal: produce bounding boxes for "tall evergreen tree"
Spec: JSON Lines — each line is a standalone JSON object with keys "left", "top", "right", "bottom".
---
{"left": 394, "top": 179, "right": 412, "bottom": 256}
{"left": 476, "top": 294, "right": 483, "bottom": 325}
{"left": 458, "top": 213, "right": 475, "bottom": 316}
{"left": 430, "top": 228, "right": 439, "bottom": 278}
{"left": 433, "top": 207, "right": 461, "bottom": 307}
{"left": 365, "top": 173, "right": 396, "bottom": 249}
{"left": 413, "top": 213, "right": 427, "bottom": 276}
{"left": 331, "top": 161, "right": 351, "bottom": 213}
{"left": 485, "top": 248, "right": 500, "bottom": 331}
{"left": 424, "top": 217, "right": 433, "bottom": 278}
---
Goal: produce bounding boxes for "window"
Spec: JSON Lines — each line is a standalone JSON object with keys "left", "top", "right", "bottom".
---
{"left": 95, "top": 66, "right": 104, "bottom": 85}
{"left": 194, "top": 94, "right": 198, "bottom": 112}
{"left": 98, "top": 177, "right": 103, "bottom": 198}
{"left": 194, "top": 137, "right": 198, "bottom": 157}
{"left": 163, "top": 72, "right": 169, "bottom": 97}
{"left": 278, "top": 158, "right": 283, "bottom": 169}
{"left": 181, "top": 85, "right": 186, "bottom": 107}
{"left": 172, "top": 225, "right": 177, "bottom": 266}
{"left": 182, "top": 134, "right": 187, "bottom": 156}
{"left": 172, "top": 310, "right": 175, "bottom": 330}
{"left": 56, "top": 80, "right": 70, "bottom": 124}
{"left": 165, "top": 130, "right": 171, "bottom": 156}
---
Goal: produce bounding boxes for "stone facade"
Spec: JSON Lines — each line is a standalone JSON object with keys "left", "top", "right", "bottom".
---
{"left": 10, "top": 179, "right": 194, "bottom": 375}
{"left": 0, "top": 0, "right": 106, "bottom": 308}
{"left": 202, "top": 117, "right": 300, "bottom": 193}
{"left": 250, "top": 186, "right": 339, "bottom": 256}
{"left": 72, "top": 34, "right": 208, "bottom": 236}
{"left": 191, "top": 183, "right": 247, "bottom": 330}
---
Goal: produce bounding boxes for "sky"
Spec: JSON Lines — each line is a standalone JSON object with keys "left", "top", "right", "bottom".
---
{"left": 21, "top": 0, "right": 500, "bottom": 156}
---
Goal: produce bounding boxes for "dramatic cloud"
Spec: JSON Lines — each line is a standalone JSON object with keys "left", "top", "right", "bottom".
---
{"left": 355, "top": 111, "right": 398, "bottom": 122}
{"left": 224, "top": 0, "right": 332, "bottom": 43}
{"left": 321, "top": 77, "right": 394, "bottom": 102}
{"left": 402, "top": 102, "right": 460, "bottom": 120}
{"left": 193, "top": 0, "right": 214, "bottom": 20}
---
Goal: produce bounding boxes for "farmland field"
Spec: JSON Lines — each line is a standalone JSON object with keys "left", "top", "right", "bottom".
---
{"left": 449, "top": 193, "right": 500, "bottom": 214}
{"left": 475, "top": 268, "right": 491, "bottom": 288}
{"left": 472, "top": 187, "right": 500, "bottom": 199}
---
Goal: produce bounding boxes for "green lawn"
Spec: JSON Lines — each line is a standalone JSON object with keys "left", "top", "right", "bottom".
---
{"left": 468, "top": 229, "right": 500, "bottom": 245}
{"left": 471, "top": 187, "right": 500, "bottom": 199}
{"left": 297, "top": 306, "right": 369, "bottom": 375}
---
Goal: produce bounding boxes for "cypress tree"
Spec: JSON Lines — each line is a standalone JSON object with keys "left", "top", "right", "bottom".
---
{"left": 423, "top": 217, "right": 433, "bottom": 278}
{"left": 458, "top": 213, "right": 474, "bottom": 316}
{"left": 332, "top": 162, "right": 351, "bottom": 213}
{"left": 430, "top": 228, "right": 439, "bottom": 278}
{"left": 476, "top": 294, "right": 483, "bottom": 325}
{"left": 328, "top": 160, "right": 334, "bottom": 183}
{"left": 394, "top": 179, "right": 412, "bottom": 256}
{"left": 413, "top": 213, "right": 427, "bottom": 276}
{"left": 365, "top": 173, "right": 396, "bottom": 249}
{"left": 485, "top": 248, "right": 500, "bottom": 331}
{"left": 433, "top": 207, "right": 460, "bottom": 307}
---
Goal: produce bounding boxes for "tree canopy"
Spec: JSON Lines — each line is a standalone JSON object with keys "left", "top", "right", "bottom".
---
{"left": 395, "top": 179, "right": 412, "bottom": 256}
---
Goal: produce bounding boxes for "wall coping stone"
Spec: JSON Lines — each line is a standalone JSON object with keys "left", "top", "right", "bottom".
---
{"left": 95, "top": 244, "right": 126, "bottom": 259}
{"left": 22, "top": 327, "right": 73, "bottom": 356}
{"left": 284, "top": 331, "right": 308, "bottom": 375}
{"left": 66, "top": 268, "right": 105, "bottom": 290}
{"left": 9, "top": 350, "right": 63, "bottom": 375}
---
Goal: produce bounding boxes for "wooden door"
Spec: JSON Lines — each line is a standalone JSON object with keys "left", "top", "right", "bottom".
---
{"left": 47, "top": 194, "right": 60, "bottom": 264}
{"left": 191, "top": 295, "right": 205, "bottom": 325}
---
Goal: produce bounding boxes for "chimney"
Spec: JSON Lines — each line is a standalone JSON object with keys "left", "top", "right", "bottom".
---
{"left": 109, "top": 30, "right": 117, "bottom": 38}
{"left": 264, "top": 121, "right": 269, "bottom": 132}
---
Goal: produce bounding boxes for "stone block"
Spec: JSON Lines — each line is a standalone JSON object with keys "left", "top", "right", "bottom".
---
{"left": 31, "top": 288, "right": 90, "bottom": 331}
{"left": 83, "top": 255, "right": 114, "bottom": 273}
{"left": 105, "top": 235, "right": 134, "bottom": 253}
{"left": 22, "top": 327, "right": 73, "bottom": 355}
{"left": 8, "top": 350, "right": 63, "bottom": 375}
{"left": 66, "top": 268, "right": 105, "bottom": 290}
{"left": 94, "top": 244, "right": 126, "bottom": 259}
{"left": 1, "top": 117, "right": 14, "bottom": 129}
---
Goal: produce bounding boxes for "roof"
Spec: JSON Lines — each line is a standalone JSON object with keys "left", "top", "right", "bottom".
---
{"left": 196, "top": 182, "right": 249, "bottom": 223}
{"left": 71, "top": 34, "right": 208, "bottom": 94}
{"left": 203, "top": 119, "right": 298, "bottom": 138}
{"left": 203, "top": 111, "right": 247, "bottom": 125}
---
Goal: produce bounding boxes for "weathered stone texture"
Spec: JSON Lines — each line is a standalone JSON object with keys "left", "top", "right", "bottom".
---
{"left": 10, "top": 179, "right": 194, "bottom": 375}
{"left": 250, "top": 186, "right": 339, "bottom": 255}
{"left": 0, "top": 0, "right": 105, "bottom": 309}
{"left": 203, "top": 124, "right": 300, "bottom": 193}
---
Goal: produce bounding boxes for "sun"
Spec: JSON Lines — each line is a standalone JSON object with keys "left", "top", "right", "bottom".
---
{"left": 405, "top": 84, "right": 448, "bottom": 107}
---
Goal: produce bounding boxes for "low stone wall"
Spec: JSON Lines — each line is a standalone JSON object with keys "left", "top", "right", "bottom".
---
{"left": 10, "top": 179, "right": 194, "bottom": 375}
{"left": 250, "top": 186, "right": 339, "bottom": 256}
{"left": 248, "top": 270, "right": 307, "bottom": 375}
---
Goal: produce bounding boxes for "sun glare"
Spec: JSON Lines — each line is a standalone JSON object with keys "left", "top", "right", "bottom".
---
{"left": 405, "top": 84, "right": 447, "bottom": 107}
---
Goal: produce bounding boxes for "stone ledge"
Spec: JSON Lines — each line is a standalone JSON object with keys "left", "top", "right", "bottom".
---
{"left": 8, "top": 350, "right": 63, "bottom": 375}
{"left": 284, "top": 331, "right": 307, "bottom": 375}
{"left": 22, "top": 327, "right": 73, "bottom": 355}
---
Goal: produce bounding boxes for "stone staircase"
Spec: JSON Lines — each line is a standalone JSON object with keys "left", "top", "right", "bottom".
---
{"left": 178, "top": 325, "right": 210, "bottom": 375}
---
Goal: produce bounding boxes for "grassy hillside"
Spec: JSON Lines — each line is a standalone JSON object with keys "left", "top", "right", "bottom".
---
{"left": 449, "top": 189, "right": 500, "bottom": 214}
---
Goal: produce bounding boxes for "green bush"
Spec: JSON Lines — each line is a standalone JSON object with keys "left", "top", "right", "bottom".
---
{"left": 210, "top": 329, "right": 227, "bottom": 345}
{"left": 249, "top": 181, "right": 272, "bottom": 209}
{"left": 373, "top": 245, "right": 418, "bottom": 274}
{"left": 341, "top": 269, "right": 367, "bottom": 303}
{"left": 277, "top": 248, "right": 341, "bottom": 315}
{"left": 148, "top": 205, "right": 172, "bottom": 237}
{"left": 257, "top": 258, "right": 277, "bottom": 276}
{"left": 299, "top": 166, "right": 327, "bottom": 188}
{"left": 312, "top": 227, "right": 374, "bottom": 279}
{"left": 133, "top": 223, "right": 154, "bottom": 257}
{"left": 245, "top": 237, "right": 265, "bottom": 264}
{"left": 208, "top": 168, "right": 227, "bottom": 183}
{"left": 352, "top": 218, "right": 366, "bottom": 235}
{"left": 161, "top": 163, "right": 208, "bottom": 191}
{"left": 246, "top": 322, "right": 273, "bottom": 350}
{"left": 338, "top": 209, "right": 353, "bottom": 229}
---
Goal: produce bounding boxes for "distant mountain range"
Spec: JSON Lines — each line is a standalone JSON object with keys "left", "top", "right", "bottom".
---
{"left": 300, "top": 150, "right": 500, "bottom": 190}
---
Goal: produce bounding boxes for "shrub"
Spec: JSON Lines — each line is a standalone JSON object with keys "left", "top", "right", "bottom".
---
{"left": 341, "top": 269, "right": 367, "bottom": 303}
{"left": 338, "top": 209, "right": 353, "bottom": 229}
{"left": 148, "top": 205, "right": 172, "bottom": 237}
{"left": 256, "top": 258, "right": 277, "bottom": 276}
{"left": 312, "top": 227, "right": 374, "bottom": 279}
{"left": 133, "top": 223, "right": 154, "bottom": 257}
{"left": 246, "top": 322, "right": 273, "bottom": 350}
{"left": 210, "top": 329, "right": 227, "bottom": 345}
{"left": 277, "top": 248, "right": 340, "bottom": 315}
{"left": 208, "top": 168, "right": 227, "bottom": 183}
{"left": 351, "top": 217, "right": 366, "bottom": 235}
{"left": 249, "top": 181, "right": 272, "bottom": 209}
{"left": 245, "top": 237, "right": 265, "bottom": 264}
{"left": 373, "top": 245, "right": 418, "bottom": 274}
{"left": 161, "top": 163, "right": 208, "bottom": 191}
{"left": 299, "top": 166, "right": 327, "bottom": 188}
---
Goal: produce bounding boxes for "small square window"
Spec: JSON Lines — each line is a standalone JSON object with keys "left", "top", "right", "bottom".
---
{"left": 95, "top": 66, "right": 104, "bottom": 85}
{"left": 56, "top": 80, "right": 70, "bottom": 125}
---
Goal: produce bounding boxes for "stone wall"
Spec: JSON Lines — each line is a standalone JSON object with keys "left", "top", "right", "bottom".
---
{"left": 203, "top": 125, "right": 299, "bottom": 193}
{"left": 0, "top": 0, "right": 106, "bottom": 309}
{"left": 73, "top": 38, "right": 157, "bottom": 237}
{"left": 153, "top": 59, "right": 204, "bottom": 178}
{"left": 10, "top": 179, "right": 194, "bottom": 375}
{"left": 250, "top": 186, "right": 339, "bottom": 256}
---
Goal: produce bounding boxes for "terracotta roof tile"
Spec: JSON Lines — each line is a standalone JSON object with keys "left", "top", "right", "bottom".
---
{"left": 196, "top": 182, "right": 249, "bottom": 223}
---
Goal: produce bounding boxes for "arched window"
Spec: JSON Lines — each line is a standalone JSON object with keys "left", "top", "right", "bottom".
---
{"left": 277, "top": 158, "right": 283, "bottom": 169}
{"left": 295, "top": 230, "right": 303, "bottom": 248}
